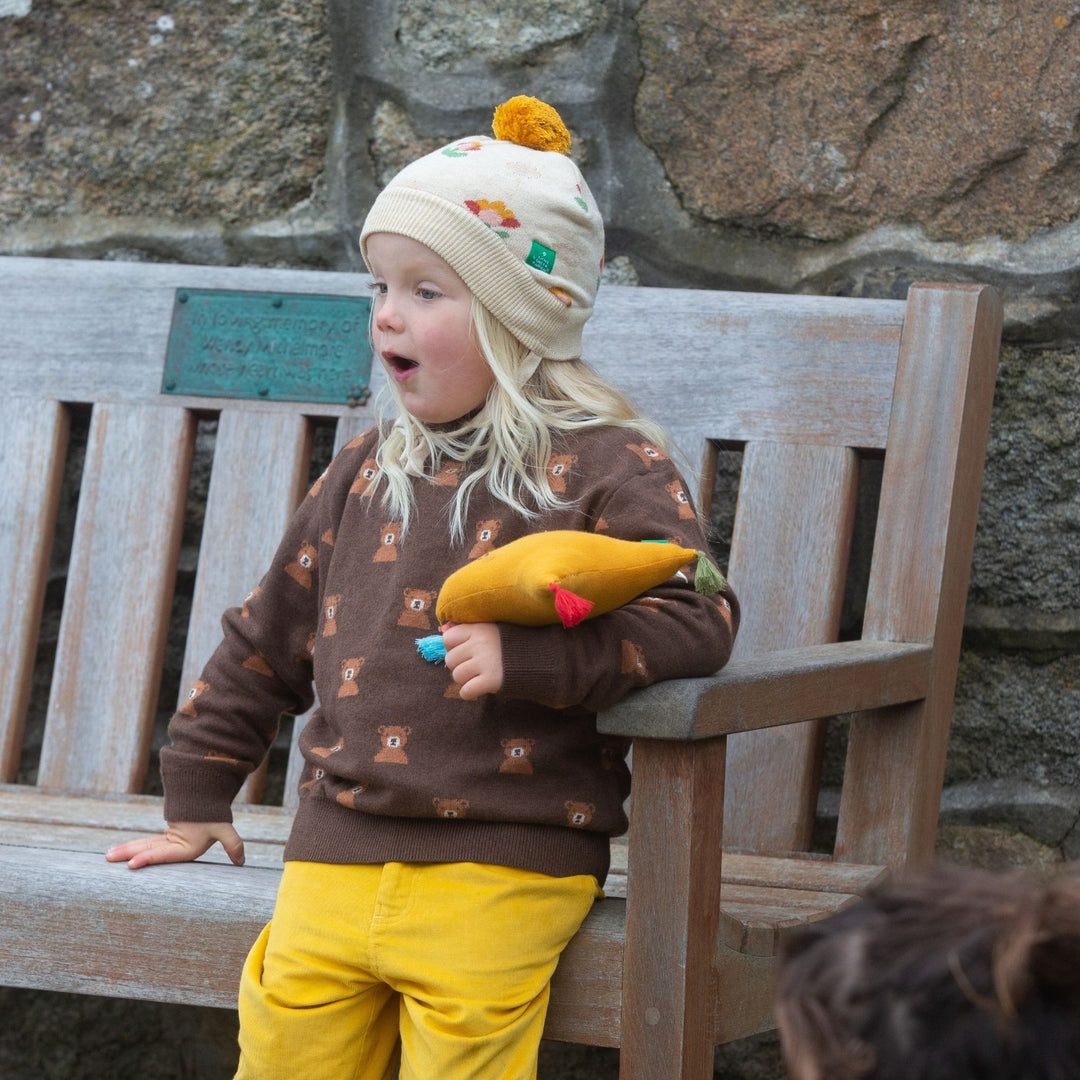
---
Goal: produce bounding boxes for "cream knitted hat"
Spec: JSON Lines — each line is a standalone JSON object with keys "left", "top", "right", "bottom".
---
{"left": 359, "top": 97, "right": 604, "bottom": 361}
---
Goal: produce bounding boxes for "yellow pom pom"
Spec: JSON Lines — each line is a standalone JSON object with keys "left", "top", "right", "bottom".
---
{"left": 492, "top": 96, "right": 571, "bottom": 155}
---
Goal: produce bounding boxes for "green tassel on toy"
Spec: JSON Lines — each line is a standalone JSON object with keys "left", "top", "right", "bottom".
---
{"left": 693, "top": 551, "right": 727, "bottom": 596}
{"left": 639, "top": 539, "right": 725, "bottom": 595}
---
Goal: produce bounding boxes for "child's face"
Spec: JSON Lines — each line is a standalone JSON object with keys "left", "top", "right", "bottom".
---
{"left": 367, "top": 233, "right": 495, "bottom": 425}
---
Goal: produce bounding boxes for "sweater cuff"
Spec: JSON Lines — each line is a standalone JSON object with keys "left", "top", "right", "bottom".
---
{"left": 498, "top": 623, "right": 568, "bottom": 705}
{"left": 160, "top": 751, "right": 243, "bottom": 823}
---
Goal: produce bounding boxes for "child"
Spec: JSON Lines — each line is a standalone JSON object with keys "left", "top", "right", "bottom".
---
{"left": 107, "top": 96, "right": 738, "bottom": 1080}
{"left": 776, "top": 863, "right": 1080, "bottom": 1080}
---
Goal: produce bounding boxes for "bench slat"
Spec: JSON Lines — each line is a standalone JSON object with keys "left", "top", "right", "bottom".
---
{"left": 181, "top": 409, "right": 312, "bottom": 707}
{"left": 1, "top": 823, "right": 290, "bottom": 869}
{"left": 0, "top": 841, "right": 630, "bottom": 1031}
{"left": 332, "top": 415, "right": 374, "bottom": 454}
{"left": 0, "top": 785, "right": 293, "bottom": 840}
{"left": 38, "top": 404, "right": 195, "bottom": 793}
{"left": 722, "top": 441, "right": 858, "bottom": 852}
{"left": 3, "top": 258, "right": 904, "bottom": 452}
{"left": 0, "top": 400, "right": 70, "bottom": 780}
{"left": 582, "top": 287, "right": 904, "bottom": 459}
{"left": 0, "top": 845, "right": 279, "bottom": 1005}
{"left": 278, "top": 414, "right": 378, "bottom": 807}
{"left": 4, "top": 258, "right": 381, "bottom": 422}
{"left": 180, "top": 409, "right": 313, "bottom": 803}
{"left": 718, "top": 851, "right": 885, "bottom": 894}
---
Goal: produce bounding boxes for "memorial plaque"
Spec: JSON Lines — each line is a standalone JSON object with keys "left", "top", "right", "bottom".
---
{"left": 162, "top": 289, "right": 373, "bottom": 406}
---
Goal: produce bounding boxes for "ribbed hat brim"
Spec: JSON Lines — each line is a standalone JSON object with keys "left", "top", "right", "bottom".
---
{"left": 361, "top": 186, "right": 589, "bottom": 359}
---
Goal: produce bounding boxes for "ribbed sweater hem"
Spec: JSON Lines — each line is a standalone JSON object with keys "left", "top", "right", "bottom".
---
{"left": 283, "top": 797, "right": 612, "bottom": 882}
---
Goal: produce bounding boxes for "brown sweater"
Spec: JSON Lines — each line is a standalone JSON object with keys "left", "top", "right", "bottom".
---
{"left": 161, "top": 424, "right": 738, "bottom": 881}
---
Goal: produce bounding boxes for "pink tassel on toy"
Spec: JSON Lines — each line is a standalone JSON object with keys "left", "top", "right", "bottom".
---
{"left": 549, "top": 582, "right": 594, "bottom": 627}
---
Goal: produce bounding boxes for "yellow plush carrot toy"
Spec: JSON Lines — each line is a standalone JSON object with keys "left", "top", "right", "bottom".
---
{"left": 416, "top": 531, "right": 726, "bottom": 661}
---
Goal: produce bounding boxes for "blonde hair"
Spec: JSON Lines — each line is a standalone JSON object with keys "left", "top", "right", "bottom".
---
{"left": 371, "top": 299, "right": 669, "bottom": 544}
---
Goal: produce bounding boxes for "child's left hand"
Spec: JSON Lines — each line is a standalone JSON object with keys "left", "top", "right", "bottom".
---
{"left": 440, "top": 622, "right": 504, "bottom": 700}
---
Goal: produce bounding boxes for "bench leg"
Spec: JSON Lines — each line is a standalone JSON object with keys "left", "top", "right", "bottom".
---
{"left": 619, "top": 736, "right": 726, "bottom": 1080}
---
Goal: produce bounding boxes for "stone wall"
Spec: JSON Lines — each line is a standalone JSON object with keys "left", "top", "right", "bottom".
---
{"left": 2, "top": 1, "right": 1078, "bottom": 1077}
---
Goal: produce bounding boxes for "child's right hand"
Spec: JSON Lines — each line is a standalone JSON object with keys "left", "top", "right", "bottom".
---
{"left": 441, "top": 621, "right": 504, "bottom": 700}
{"left": 105, "top": 821, "right": 245, "bottom": 870}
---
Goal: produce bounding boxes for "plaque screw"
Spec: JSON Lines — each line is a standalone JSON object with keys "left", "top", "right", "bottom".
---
{"left": 177, "top": 292, "right": 189, "bottom": 304}
{"left": 165, "top": 380, "right": 177, "bottom": 391}
{"left": 258, "top": 387, "right": 270, "bottom": 397}
{"left": 272, "top": 297, "right": 283, "bottom": 308}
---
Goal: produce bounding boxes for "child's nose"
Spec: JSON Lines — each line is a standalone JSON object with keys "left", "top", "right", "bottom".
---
{"left": 375, "top": 296, "right": 404, "bottom": 332}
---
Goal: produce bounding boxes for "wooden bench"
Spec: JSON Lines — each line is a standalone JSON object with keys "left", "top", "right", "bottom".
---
{"left": 0, "top": 255, "right": 1002, "bottom": 1079}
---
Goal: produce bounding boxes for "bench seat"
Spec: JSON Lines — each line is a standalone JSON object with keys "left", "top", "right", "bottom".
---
{"left": 0, "top": 784, "right": 883, "bottom": 1046}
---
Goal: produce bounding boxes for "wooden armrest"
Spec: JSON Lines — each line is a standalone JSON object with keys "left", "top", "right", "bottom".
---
{"left": 596, "top": 640, "right": 932, "bottom": 740}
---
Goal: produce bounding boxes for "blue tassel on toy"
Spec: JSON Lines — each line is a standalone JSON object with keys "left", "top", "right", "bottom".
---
{"left": 416, "top": 634, "right": 447, "bottom": 663}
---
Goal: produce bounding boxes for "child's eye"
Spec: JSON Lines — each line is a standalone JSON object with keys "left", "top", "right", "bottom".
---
{"left": 369, "top": 281, "right": 387, "bottom": 296}
{"left": 417, "top": 287, "right": 440, "bottom": 301}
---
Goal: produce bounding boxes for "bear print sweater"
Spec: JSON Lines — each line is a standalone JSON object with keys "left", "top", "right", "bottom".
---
{"left": 161, "top": 423, "right": 739, "bottom": 882}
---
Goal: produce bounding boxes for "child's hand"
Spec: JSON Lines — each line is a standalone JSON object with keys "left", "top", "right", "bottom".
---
{"left": 105, "top": 821, "right": 245, "bottom": 870}
{"left": 441, "top": 622, "right": 504, "bottom": 700}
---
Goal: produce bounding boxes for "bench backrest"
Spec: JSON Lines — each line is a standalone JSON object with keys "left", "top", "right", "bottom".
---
{"left": 0, "top": 256, "right": 1001, "bottom": 865}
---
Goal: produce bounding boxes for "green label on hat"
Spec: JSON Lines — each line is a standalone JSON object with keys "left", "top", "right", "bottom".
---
{"left": 526, "top": 240, "right": 556, "bottom": 274}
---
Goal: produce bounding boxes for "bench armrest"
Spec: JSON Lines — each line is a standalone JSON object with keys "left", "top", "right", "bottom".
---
{"left": 596, "top": 640, "right": 932, "bottom": 740}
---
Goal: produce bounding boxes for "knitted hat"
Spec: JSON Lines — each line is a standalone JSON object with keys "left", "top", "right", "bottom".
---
{"left": 359, "top": 97, "right": 604, "bottom": 361}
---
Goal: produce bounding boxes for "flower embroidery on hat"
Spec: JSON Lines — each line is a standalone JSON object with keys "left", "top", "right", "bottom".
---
{"left": 442, "top": 140, "right": 484, "bottom": 158}
{"left": 465, "top": 198, "right": 520, "bottom": 237}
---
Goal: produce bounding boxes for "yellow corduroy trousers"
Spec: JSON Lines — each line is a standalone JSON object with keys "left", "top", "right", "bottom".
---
{"left": 235, "top": 860, "right": 602, "bottom": 1080}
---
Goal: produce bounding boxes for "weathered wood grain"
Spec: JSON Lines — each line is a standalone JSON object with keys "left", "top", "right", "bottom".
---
{"left": 546, "top": 898, "right": 626, "bottom": 1046}
{"left": 0, "top": 845, "right": 278, "bottom": 1005}
{"left": 0, "top": 785, "right": 293, "bottom": 845}
{"left": 581, "top": 285, "right": 905, "bottom": 461}
{"left": 180, "top": 410, "right": 312, "bottom": 707}
{"left": 836, "top": 284, "right": 1004, "bottom": 868}
{"left": 597, "top": 640, "right": 932, "bottom": 739}
{"left": 37, "top": 404, "right": 195, "bottom": 793}
{"left": 2, "top": 257, "right": 383, "bottom": 421}
{"left": 1, "top": 257, "right": 904, "bottom": 458}
{"left": 0, "top": 400, "right": 69, "bottom": 781}
{"left": 620, "top": 736, "right": 727, "bottom": 1079}
{"left": 180, "top": 408, "right": 313, "bottom": 803}
{"left": 278, "top": 415, "right": 376, "bottom": 806}
{"left": 722, "top": 441, "right": 858, "bottom": 851}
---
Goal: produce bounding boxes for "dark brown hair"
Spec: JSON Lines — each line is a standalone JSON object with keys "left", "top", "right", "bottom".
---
{"left": 776, "top": 863, "right": 1080, "bottom": 1080}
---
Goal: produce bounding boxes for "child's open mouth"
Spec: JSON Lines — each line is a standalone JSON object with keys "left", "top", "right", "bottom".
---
{"left": 385, "top": 354, "right": 419, "bottom": 380}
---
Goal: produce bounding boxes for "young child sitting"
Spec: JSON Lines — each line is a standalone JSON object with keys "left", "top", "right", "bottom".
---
{"left": 107, "top": 95, "right": 738, "bottom": 1079}
{"left": 776, "top": 862, "right": 1080, "bottom": 1080}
